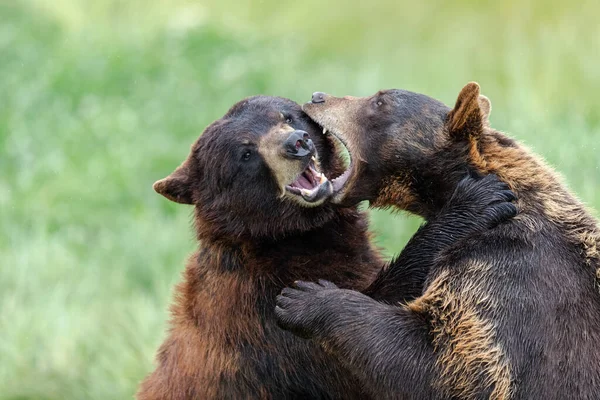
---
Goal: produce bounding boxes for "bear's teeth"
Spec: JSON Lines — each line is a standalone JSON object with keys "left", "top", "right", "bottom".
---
{"left": 322, "top": 128, "right": 328, "bottom": 134}
{"left": 319, "top": 173, "right": 327, "bottom": 184}
{"left": 308, "top": 165, "right": 327, "bottom": 184}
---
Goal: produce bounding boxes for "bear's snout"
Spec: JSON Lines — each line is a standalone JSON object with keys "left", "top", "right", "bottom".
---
{"left": 284, "top": 130, "right": 315, "bottom": 158}
{"left": 311, "top": 92, "right": 326, "bottom": 104}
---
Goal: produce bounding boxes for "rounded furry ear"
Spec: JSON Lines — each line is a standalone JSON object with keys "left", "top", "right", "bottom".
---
{"left": 153, "top": 160, "right": 194, "bottom": 204}
{"left": 447, "top": 82, "right": 486, "bottom": 140}
{"left": 478, "top": 94, "right": 491, "bottom": 127}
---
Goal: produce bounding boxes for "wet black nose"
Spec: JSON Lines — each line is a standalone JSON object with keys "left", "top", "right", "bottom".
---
{"left": 284, "top": 130, "right": 315, "bottom": 158}
{"left": 312, "top": 92, "right": 326, "bottom": 104}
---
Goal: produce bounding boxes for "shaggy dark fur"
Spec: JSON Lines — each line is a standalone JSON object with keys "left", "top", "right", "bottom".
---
{"left": 137, "top": 96, "right": 383, "bottom": 400}
{"left": 277, "top": 83, "right": 600, "bottom": 399}
{"left": 137, "top": 95, "right": 518, "bottom": 400}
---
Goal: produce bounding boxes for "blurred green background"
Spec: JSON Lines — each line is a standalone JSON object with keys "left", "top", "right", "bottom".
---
{"left": 1, "top": 0, "right": 598, "bottom": 398}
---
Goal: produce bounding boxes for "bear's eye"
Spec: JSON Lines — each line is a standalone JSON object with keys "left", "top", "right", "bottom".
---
{"left": 376, "top": 100, "right": 383, "bottom": 107}
{"left": 242, "top": 151, "right": 252, "bottom": 161}
{"left": 280, "top": 112, "right": 293, "bottom": 124}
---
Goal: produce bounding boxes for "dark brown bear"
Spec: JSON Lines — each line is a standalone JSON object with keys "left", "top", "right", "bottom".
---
{"left": 137, "top": 95, "right": 517, "bottom": 399}
{"left": 136, "top": 96, "right": 383, "bottom": 400}
{"left": 276, "top": 84, "right": 600, "bottom": 399}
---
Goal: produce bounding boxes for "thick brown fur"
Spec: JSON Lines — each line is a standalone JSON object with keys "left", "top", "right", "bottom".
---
{"left": 276, "top": 83, "right": 600, "bottom": 399}
{"left": 139, "top": 93, "right": 518, "bottom": 399}
{"left": 137, "top": 96, "right": 384, "bottom": 399}
{"left": 408, "top": 263, "right": 512, "bottom": 399}
{"left": 138, "top": 218, "right": 382, "bottom": 399}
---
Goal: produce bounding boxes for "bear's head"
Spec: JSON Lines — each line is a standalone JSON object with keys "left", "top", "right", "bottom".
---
{"left": 303, "top": 83, "right": 493, "bottom": 218}
{"left": 154, "top": 96, "right": 349, "bottom": 240}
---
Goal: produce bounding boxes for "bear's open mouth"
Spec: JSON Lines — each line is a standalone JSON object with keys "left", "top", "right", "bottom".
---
{"left": 285, "top": 157, "right": 333, "bottom": 205}
{"left": 318, "top": 127, "right": 353, "bottom": 193}
{"left": 301, "top": 101, "right": 356, "bottom": 203}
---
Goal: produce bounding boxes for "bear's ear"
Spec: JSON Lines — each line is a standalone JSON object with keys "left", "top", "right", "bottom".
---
{"left": 478, "top": 94, "right": 491, "bottom": 126}
{"left": 153, "top": 160, "right": 194, "bottom": 204}
{"left": 447, "top": 82, "right": 487, "bottom": 139}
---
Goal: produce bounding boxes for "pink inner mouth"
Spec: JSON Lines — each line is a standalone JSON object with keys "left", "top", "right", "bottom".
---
{"left": 289, "top": 169, "right": 318, "bottom": 190}
{"left": 318, "top": 126, "right": 353, "bottom": 194}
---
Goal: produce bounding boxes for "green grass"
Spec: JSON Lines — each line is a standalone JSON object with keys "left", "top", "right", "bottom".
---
{"left": 1, "top": 0, "right": 599, "bottom": 398}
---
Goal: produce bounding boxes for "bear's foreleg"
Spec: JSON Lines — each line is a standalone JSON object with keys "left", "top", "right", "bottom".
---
{"left": 276, "top": 280, "right": 438, "bottom": 399}
{"left": 364, "top": 173, "right": 516, "bottom": 304}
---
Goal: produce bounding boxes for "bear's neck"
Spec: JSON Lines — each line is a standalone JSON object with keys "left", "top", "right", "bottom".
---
{"left": 473, "top": 130, "right": 594, "bottom": 223}
{"left": 391, "top": 147, "right": 476, "bottom": 220}
{"left": 193, "top": 207, "right": 380, "bottom": 281}
{"left": 407, "top": 129, "right": 599, "bottom": 238}
{"left": 170, "top": 208, "right": 380, "bottom": 334}
{"left": 418, "top": 130, "right": 600, "bottom": 250}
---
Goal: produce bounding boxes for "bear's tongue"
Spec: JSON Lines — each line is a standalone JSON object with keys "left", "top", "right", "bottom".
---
{"left": 284, "top": 163, "right": 333, "bottom": 203}
{"left": 294, "top": 172, "right": 315, "bottom": 189}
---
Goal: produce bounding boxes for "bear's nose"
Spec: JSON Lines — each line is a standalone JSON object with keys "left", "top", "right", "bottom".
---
{"left": 311, "top": 92, "right": 326, "bottom": 104}
{"left": 284, "top": 130, "right": 315, "bottom": 158}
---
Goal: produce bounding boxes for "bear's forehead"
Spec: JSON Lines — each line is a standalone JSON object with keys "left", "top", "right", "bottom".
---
{"left": 226, "top": 96, "right": 301, "bottom": 118}
{"left": 193, "top": 95, "right": 321, "bottom": 159}
{"left": 205, "top": 98, "right": 306, "bottom": 140}
{"left": 197, "top": 111, "right": 284, "bottom": 148}
{"left": 222, "top": 112, "right": 282, "bottom": 137}
{"left": 391, "top": 89, "right": 449, "bottom": 109}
